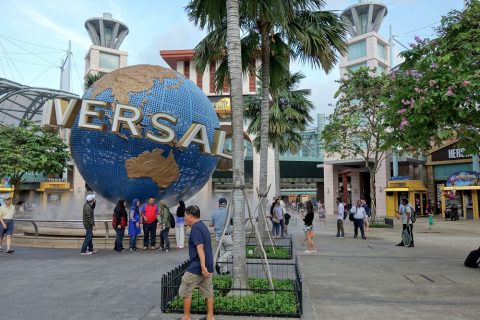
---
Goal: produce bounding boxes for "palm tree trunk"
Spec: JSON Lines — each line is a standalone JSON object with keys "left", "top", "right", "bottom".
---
{"left": 274, "top": 145, "right": 281, "bottom": 196}
{"left": 258, "top": 27, "right": 271, "bottom": 239}
{"left": 226, "top": 0, "right": 247, "bottom": 287}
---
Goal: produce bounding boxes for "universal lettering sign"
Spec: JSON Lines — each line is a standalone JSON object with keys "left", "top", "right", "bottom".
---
{"left": 42, "top": 98, "right": 231, "bottom": 160}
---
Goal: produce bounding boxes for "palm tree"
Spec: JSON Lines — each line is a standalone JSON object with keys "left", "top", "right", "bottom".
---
{"left": 84, "top": 72, "right": 104, "bottom": 89}
{"left": 245, "top": 72, "right": 314, "bottom": 196}
{"left": 187, "top": 0, "right": 347, "bottom": 231}
{"left": 225, "top": 0, "right": 248, "bottom": 288}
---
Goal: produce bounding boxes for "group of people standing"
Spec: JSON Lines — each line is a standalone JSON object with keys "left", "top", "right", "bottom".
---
{"left": 80, "top": 195, "right": 188, "bottom": 255}
{"left": 335, "top": 197, "right": 370, "bottom": 239}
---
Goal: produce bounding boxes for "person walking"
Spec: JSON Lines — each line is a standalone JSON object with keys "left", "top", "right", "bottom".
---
{"left": 0, "top": 195, "right": 16, "bottom": 253}
{"left": 175, "top": 200, "right": 186, "bottom": 249}
{"left": 336, "top": 198, "right": 345, "bottom": 238}
{"left": 159, "top": 200, "right": 171, "bottom": 252}
{"left": 81, "top": 195, "right": 97, "bottom": 255}
{"left": 318, "top": 201, "right": 327, "bottom": 228}
{"left": 113, "top": 199, "right": 128, "bottom": 252}
{"left": 270, "top": 199, "right": 280, "bottom": 237}
{"left": 396, "top": 198, "right": 415, "bottom": 247}
{"left": 361, "top": 198, "right": 371, "bottom": 232}
{"left": 179, "top": 205, "right": 214, "bottom": 320}
{"left": 141, "top": 197, "right": 159, "bottom": 250}
{"left": 128, "top": 199, "right": 141, "bottom": 251}
{"left": 350, "top": 199, "right": 367, "bottom": 239}
{"left": 210, "top": 198, "right": 232, "bottom": 275}
{"left": 275, "top": 197, "right": 286, "bottom": 237}
{"left": 303, "top": 201, "right": 316, "bottom": 253}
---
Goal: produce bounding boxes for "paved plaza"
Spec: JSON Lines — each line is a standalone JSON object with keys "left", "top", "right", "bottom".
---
{"left": 0, "top": 215, "right": 479, "bottom": 320}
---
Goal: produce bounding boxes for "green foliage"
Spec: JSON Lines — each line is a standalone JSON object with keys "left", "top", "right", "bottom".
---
{"left": 369, "top": 223, "right": 392, "bottom": 228}
{"left": 244, "top": 71, "right": 314, "bottom": 153}
{"left": 386, "top": 1, "right": 480, "bottom": 154}
{"left": 0, "top": 121, "right": 70, "bottom": 198}
{"left": 246, "top": 245, "right": 291, "bottom": 259}
{"left": 167, "top": 276, "right": 298, "bottom": 314}
{"left": 84, "top": 72, "right": 104, "bottom": 89}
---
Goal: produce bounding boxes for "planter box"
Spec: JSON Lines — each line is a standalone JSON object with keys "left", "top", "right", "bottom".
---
{"left": 245, "top": 235, "right": 293, "bottom": 260}
{"left": 161, "top": 258, "right": 303, "bottom": 318}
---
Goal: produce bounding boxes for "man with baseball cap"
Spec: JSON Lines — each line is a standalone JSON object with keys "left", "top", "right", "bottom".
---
{"left": 0, "top": 195, "right": 16, "bottom": 253}
{"left": 81, "top": 194, "right": 97, "bottom": 255}
{"left": 210, "top": 197, "right": 232, "bottom": 275}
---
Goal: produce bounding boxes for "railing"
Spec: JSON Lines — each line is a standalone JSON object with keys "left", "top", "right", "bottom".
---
{"left": 14, "top": 218, "right": 217, "bottom": 240}
{"left": 161, "top": 257, "right": 303, "bottom": 317}
{"left": 15, "top": 219, "right": 113, "bottom": 239}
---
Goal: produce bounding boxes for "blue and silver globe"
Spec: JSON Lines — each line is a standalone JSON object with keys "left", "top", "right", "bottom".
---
{"left": 70, "top": 65, "right": 219, "bottom": 205}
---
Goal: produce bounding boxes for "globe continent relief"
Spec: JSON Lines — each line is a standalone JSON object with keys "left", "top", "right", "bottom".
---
{"left": 70, "top": 65, "right": 220, "bottom": 205}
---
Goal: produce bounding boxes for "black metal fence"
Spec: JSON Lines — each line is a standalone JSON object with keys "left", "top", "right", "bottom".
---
{"left": 245, "top": 235, "right": 293, "bottom": 260}
{"left": 161, "top": 258, "right": 303, "bottom": 318}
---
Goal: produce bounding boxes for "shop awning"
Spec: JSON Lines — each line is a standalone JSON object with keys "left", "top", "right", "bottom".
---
{"left": 384, "top": 188, "right": 409, "bottom": 192}
{"left": 443, "top": 186, "right": 480, "bottom": 191}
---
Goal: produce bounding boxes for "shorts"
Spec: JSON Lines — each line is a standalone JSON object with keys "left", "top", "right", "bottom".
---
{"left": 178, "top": 271, "right": 214, "bottom": 299}
{"left": 0, "top": 219, "right": 14, "bottom": 236}
{"left": 303, "top": 225, "right": 313, "bottom": 232}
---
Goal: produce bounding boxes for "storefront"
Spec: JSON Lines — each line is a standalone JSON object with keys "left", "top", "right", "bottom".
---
{"left": 440, "top": 171, "right": 479, "bottom": 221}
{"left": 426, "top": 141, "right": 474, "bottom": 214}
{"left": 36, "top": 181, "right": 71, "bottom": 208}
{"left": 385, "top": 179, "right": 427, "bottom": 218}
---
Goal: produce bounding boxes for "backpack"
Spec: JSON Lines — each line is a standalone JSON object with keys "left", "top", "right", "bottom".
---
{"left": 170, "top": 212, "right": 175, "bottom": 228}
{"left": 464, "top": 247, "right": 480, "bottom": 268}
{"left": 363, "top": 204, "right": 371, "bottom": 217}
{"left": 407, "top": 204, "right": 416, "bottom": 223}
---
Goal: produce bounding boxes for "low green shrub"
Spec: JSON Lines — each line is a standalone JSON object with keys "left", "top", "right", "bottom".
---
{"left": 369, "top": 223, "right": 392, "bottom": 228}
{"left": 245, "top": 245, "right": 291, "bottom": 259}
{"left": 167, "top": 276, "right": 298, "bottom": 314}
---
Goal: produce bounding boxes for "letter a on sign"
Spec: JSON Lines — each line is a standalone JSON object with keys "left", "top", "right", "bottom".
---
{"left": 177, "top": 123, "right": 211, "bottom": 154}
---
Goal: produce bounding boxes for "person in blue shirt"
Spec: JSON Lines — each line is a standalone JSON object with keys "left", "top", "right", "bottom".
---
{"left": 178, "top": 205, "right": 214, "bottom": 320}
{"left": 128, "top": 199, "right": 141, "bottom": 251}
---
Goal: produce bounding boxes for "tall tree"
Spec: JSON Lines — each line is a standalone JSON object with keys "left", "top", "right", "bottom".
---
{"left": 225, "top": 0, "right": 248, "bottom": 287}
{"left": 188, "top": 0, "right": 347, "bottom": 233}
{"left": 0, "top": 121, "right": 70, "bottom": 201}
{"left": 386, "top": 1, "right": 480, "bottom": 154}
{"left": 245, "top": 72, "right": 314, "bottom": 196}
{"left": 321, "top": 67, "right": 391, "bottom": 221}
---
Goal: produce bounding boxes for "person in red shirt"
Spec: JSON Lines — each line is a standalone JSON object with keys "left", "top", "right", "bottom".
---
{"left": 141, "top": 197, "right": 159, "bottom": 250}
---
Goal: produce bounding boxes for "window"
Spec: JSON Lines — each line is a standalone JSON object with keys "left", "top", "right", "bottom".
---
{"left": 99, "top": 52, "right": 120, "bottom": 70}
{"left": 347, "top": 62, "right": 367, "bottom": 72}
{"left": 377, "top": 64, "right": 385, "bottom": 74}
{"left": 348, "top": 40, "right": 366, "bottom": 61}
{"left": 377, "top": 43, "right": 386, "bottom": 60}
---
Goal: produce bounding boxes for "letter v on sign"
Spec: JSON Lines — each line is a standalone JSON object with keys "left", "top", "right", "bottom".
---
{"left": 42, "top": 98, "right": 81, "bottom": 128}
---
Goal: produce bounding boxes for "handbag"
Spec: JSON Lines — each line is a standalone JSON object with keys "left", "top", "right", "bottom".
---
{"left": 402, "top": 225, "right": 412, "bottom": 246}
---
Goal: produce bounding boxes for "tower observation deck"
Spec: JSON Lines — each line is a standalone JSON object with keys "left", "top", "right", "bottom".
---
{"left": 85, "top": 13, "right": 129, "bottom": 49}
{"left": 341, "top": 1, "right": 388, "bottom": 38}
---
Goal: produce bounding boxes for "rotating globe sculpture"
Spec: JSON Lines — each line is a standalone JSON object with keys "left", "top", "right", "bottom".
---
{"left": 70, "top": 65, "right": 220, "bottom": 205}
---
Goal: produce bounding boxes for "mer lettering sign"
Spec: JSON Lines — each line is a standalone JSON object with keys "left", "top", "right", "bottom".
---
{"left": 42, "top": 98, "right": 232, "bottom": 160}
{"left": 431, "top": 144, "right": 471, "bottom": 162}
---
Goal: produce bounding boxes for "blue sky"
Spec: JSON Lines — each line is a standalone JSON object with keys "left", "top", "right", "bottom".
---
{"left": 0, "top": 0, "right": 465, "bottom": 117}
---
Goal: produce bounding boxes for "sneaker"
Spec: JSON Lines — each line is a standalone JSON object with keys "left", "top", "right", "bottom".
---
{"left": 81, "top": 252, "right": 93, "bottom": 256}
{"left": 90, "top": 250, "right": 98, "bottom": 254}
{"left": 311, "top": 249, "right": 317, "bottom": 253}
{"left": 408, "top": 244, "right": 415, "bottom": 248}
{"left": 305, "top": 250, "right": 311, "bottom": 253}
{"left": 178, "top": 246, "right": 184, "bottom": 249}
{"left": 0, "top": 248, "right": 3, "bottom": 252}
{"left": 142, "top": 247, "right": 148, "bottom": 250}
{"left": 362, "top": 237, "right": 367, "bottom": 240}
{"left": 6, "top": 249, "right": 14, "bottom": 254}
{"left": 129, "top": 248, "right": 135, "bottom": 251}
{"left": 151, "top": 247, "right": 158, "bottom": 250}
{"left": 396, "top": 243, "right": 404, "bottom": 247}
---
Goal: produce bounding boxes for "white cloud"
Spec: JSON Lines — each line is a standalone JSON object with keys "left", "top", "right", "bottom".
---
{"left": 24, "top": 7, "right": 90, "bottom": 49}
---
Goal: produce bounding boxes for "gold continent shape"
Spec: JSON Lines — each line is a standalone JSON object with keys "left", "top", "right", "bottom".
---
{"left": 91, "top": 64, "right": 184, "bottom": 105}
{"left": 125, "top": 149, "right": 180, "bottom": 189}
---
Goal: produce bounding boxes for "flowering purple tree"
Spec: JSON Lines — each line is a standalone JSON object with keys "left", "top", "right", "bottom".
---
{"left": 386, "top": 2, "right": 480, "bottom": 154}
